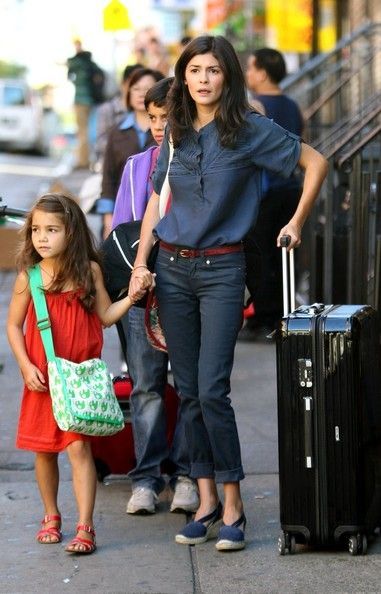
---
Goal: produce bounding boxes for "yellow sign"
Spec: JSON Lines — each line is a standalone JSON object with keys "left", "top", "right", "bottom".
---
{"left": 266, "top": 0, "right": 313, "bottom": 53}
{"left": 319, "top": 0, "right": 337, "bottom": 51}
{"left": 103, "top": 0, "right": 132, "bottom": 32}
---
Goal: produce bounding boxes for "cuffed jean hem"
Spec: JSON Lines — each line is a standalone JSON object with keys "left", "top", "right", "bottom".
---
{"left": 190, "top": 462, "right": 215, "bottom": 479}
{"left": 190, "top": 463, "right": 245, "bottom": 483}
{"left": 215, "top": 467, "right": 245, "bottom": 484}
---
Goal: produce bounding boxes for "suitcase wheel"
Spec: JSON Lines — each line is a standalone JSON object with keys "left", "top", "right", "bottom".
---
{"left": 348, "top": 534, "right": 367, "bottom": 556}
{"left": 278, "top": 531, "right": 296, "bottom": 555}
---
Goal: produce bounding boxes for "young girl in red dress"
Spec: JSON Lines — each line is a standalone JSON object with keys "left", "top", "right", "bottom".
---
{"left": 7, "top": 193, "right": 147, "bottom": 554}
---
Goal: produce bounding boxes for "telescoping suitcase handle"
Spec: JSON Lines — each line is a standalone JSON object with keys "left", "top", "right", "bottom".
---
{"left": 280, "top": 235, "right": 296, "bottom": 316}
{"left": 281, "top": 235, "right": 315, "bottom": 470}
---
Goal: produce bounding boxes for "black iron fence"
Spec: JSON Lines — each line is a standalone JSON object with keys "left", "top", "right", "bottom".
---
{"left": 281, "top": 22, "right": 381, "bottom": 312}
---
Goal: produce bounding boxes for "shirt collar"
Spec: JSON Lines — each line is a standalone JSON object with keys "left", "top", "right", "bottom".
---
{"left": 119, "top": 111, "right": 135, "bottom": 130}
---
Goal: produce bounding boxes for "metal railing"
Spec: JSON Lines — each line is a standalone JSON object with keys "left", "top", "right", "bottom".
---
{"left": 309, "top": 127, "right": 381, "bottom": 311}
{"left": 281, "top": 22, "right": 381, "bottom": 146}
{"left": 281, "top": 23, "right": 381, "bottom": 312}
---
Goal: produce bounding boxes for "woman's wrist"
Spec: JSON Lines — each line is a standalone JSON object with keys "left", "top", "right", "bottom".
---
{"left": 132, "top": 265, "right": 149, "bottom": 272}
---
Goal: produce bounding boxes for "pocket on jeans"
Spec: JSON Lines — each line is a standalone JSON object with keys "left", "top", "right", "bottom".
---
{"left": 201, "top": 253, "right": 246, "bottom": 275}
{"left": 155, "top": 248, "right": 175, "bottom": 270}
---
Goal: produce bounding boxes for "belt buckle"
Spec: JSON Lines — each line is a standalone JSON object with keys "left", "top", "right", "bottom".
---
{"left": 179, "top": 249, "right": 191, "bottom": 258}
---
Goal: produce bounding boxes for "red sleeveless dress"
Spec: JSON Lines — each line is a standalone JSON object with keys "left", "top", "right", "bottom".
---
{"left": 16, "top": 290, "right": 103, "bottom": 452}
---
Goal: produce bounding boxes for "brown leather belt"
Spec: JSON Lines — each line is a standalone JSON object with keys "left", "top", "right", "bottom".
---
{"left": 160, "top": 241, "right": 243, "bottom": 258}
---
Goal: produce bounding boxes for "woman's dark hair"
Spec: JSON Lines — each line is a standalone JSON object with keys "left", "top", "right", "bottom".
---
{"left": 17, "top": 193, "right": 101, "bottom": 311}
{"left": 168, "top": 35, "right": 250, "bottom": 147}
{"left": 121, "top": 62, "right": 144, "bottom": 83}
{"left": 126, "top": 67, "right": 164, "bottom": 109}
{"left": 144, "top": 76, "right": 174, "bottom": 110}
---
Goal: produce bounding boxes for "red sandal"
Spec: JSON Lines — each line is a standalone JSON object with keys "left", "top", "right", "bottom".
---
{"left": 36, "top": 514, "right": 62, "bottom": 544}
{"left": 65, "top": 524, "right": 96, "bottom": 554}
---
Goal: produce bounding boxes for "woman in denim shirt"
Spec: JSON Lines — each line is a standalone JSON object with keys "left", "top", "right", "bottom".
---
{"left": 129, "top": 35, "right": 328, "bottom": 551}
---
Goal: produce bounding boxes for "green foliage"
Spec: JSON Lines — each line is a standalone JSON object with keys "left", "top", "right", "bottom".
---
{"left": 0, "top": 61, "right": 26, "bottom": 78}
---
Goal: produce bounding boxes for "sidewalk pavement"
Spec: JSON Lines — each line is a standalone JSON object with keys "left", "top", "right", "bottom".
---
{"left": 0, "top": 169, "right": 380, "bottom": 593}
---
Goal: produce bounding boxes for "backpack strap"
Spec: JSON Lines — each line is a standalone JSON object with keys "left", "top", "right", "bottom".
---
{"left": 28, "top": 265, "right": 56, "bottom": 362}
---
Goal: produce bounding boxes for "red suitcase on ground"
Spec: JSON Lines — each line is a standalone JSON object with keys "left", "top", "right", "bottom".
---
{"left": 91, "top": 375, "right": 179, "bottom": 481}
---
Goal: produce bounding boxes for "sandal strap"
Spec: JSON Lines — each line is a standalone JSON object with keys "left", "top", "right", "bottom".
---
{"left": 42, "top": 514, "right": 61, "bottom": 525}
{"left": 76, "top": 523, "right": 95, "bottom": 537}
{"left": 37, "top": 527, "right": 61, "bottom": 538}
{"left": 198, "top": 501, "right": 223, "bottom": 525}
{"left": 36, "top": 525, "right": 62, "bottom": 543}
{"left": 66, "top": 535, "right": 96, "bottom": 553}
{"left": 70, "top": 535, "right": 95, "bottom": 548}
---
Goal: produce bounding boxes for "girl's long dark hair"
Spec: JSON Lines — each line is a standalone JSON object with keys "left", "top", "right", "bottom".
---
{"left": 168, "top": 35, "right": 250, "bottom": 147}
{"left": 17, "top": 193, "right": 101, "bottom": 311}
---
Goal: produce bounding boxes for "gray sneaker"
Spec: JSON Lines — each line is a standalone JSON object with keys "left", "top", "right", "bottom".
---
{"left": 126, "top": 487, "right": 158, "bottom": 514}
{"left": 170, "top": 476, "right": 199, "bottom": 513}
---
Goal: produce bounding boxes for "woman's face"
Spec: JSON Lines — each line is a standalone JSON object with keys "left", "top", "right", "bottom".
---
{"left": 184, "top": 52, "right": 225, "bottom": 112}
{"left": 129, "top": 75, "right": 157, "bottom": 112}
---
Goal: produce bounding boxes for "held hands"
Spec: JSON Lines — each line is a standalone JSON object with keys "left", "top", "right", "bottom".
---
{"left": 277, "top": 221, "right": 301, "bottom": 251}
{"left": 22, "top": 362, "right": 47, "bottom": 392}
{"left": 128, "top": 266, "right": 155, "bottom": 303}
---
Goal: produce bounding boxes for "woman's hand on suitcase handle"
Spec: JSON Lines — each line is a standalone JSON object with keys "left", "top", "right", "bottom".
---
{"left": 277, "top": 221, "right": 301, "bottom": 251}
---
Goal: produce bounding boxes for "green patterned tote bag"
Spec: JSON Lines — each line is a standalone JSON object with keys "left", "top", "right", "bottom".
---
{"left": 28, "top": 265, "right": 124, "bottom": 436}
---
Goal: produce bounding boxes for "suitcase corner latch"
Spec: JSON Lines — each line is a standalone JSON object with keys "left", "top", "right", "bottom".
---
{"left": 297, "top": 358, "right": 313, "bottom": 388}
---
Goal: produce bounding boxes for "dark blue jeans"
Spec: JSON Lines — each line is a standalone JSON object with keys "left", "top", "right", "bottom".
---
{"left": 155, "top": 247, "right": 246, "bottom": 483}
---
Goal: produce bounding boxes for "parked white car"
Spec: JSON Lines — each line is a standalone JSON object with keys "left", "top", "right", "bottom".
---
{"left": 0, "top": 79, "right": 49, "bottom": 154}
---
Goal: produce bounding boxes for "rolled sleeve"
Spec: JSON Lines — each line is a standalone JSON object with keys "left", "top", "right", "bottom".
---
{"left": 249, "top": 115, "right": 301, "bottom": 179}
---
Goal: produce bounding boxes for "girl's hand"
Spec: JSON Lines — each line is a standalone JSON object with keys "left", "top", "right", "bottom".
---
{"left": 129, "top": 276, "right": 150, "bottom": 303}
{"left": 22, "top": 363, "right": 47, "bottom": 392}
{"left": 129, "top": 267, "right": 155, "bottom": 299}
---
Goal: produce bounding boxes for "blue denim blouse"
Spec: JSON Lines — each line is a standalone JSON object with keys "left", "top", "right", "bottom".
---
{"left": 152, "top": 111, "right": 301, "bottom": 248}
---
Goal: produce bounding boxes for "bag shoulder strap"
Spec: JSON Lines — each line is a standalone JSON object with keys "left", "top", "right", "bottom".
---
{"left": 158, "top": 134, "right": 174, "bottom": 219}
{"left": 28, "top": 265, "right": 56, "bottom": 362}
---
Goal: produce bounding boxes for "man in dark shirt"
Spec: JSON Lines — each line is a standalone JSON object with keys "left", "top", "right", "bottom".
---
{"left": 241, "top": 48, "right": 304, "bottom": 341}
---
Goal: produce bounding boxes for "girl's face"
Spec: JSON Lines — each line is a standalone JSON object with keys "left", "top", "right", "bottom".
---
{"left": 129, "top": 75, "right": 158, "bottom": 112}
{"left": 31, "top": 210, "right": 67, "bottom": 260}
{"left": 147, "top": 102, "right": 167, "bottom": 145}
{"left": 184, "top": 52, "right": 225, "bottom": 113}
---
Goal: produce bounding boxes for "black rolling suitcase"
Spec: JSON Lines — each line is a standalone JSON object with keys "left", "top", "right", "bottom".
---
{"left": 276, "top": 236, "right": 381, "bottom": 555}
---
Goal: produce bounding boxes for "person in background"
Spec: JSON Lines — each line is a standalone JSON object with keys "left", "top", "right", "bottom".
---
{"left": 111, "top": 78, "right": 199, "bottom": 515}
{"left": 94, "top": 63, "right": 143, "bottom": 169}
{"left": 67, "top": 39, "right": 97, "bottom": 170}
{"left": 96, "top": 68, "right": 163, "bottom": 240}
{"left": 241, "top": 47, "right": 304, "bottom": 341}
{"left": 179, "top": 35, "right": 193, "bottom": 48}
{"left": 129, "top": 35, "right": 327, "bottom": 551}
{"left": 168, "top": 36, "right": 194, "bottom": 76}
{"left": 136, "top": 36, "right": 170, "bottom": 76}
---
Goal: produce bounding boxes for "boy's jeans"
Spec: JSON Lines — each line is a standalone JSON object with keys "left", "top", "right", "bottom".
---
{"left": 119, "top": 306, "right": 190, "bottom": 494}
